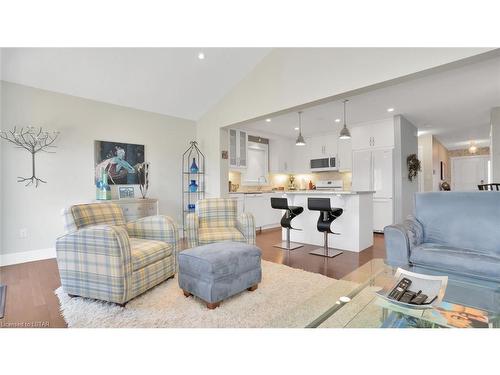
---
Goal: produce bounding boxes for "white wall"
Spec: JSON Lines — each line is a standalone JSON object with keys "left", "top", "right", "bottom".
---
{"left": 1, "top": 82, "right": 195, "bottom": 258}
{"left": 491, "top": 107, "right": 500, "bottom": 181}
{"left": 196, "top": 48, "right": 493, "bottom": 197}
{"left": 393, "top": 115, "right": 418, "bottom": 222}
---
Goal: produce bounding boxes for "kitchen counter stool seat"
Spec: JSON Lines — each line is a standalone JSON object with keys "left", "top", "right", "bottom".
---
{"left": 308, "top": 197, "right": 344, "bottom": 258}
{"left": 270, "top": 197, "right": 304, "bottom": 251}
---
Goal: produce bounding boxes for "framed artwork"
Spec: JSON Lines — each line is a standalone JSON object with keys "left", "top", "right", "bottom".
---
{"left": 118, "top": 186, "right": 135, "bottom": 199}
{"left": 95, "top": 140, "right": 145, "bottom": 185}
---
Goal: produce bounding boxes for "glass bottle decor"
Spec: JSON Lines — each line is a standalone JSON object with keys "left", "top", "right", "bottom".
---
{"left": 189, "top": 179, "right": 198, "bottom": 192}
{"left": 190, "top": 158, "right": 199, "bottom": 173}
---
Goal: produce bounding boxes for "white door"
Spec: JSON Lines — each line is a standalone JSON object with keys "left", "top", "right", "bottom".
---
{"left": 372, "top": 148, "right": 393, "bottom": 198}
{"left": 352, "top": 150, "right": 372, "bottom": 191}
{"left": 451, "top": 156, "right": 489, "bottom": 191}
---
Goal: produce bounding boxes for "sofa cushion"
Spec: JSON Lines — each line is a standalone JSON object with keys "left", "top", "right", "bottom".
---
{"left": 198, "top": 227, "right": 245, "bottom": 245}
{"left": 414, "top": 192, "right": 500, "bottom": 257}
{"left": 410, "top": 243, "right": 500, "bottom": 281}
{"left": 130, "top": 238, "right": 172, "bottom": 271}
{"left": 178, "top": 242, "right": 261, "bottom": 281}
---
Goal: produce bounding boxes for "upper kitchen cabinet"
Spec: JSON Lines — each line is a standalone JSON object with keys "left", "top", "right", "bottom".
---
{"left": 229, "top": 129, "right": 248, "bottom": 169}
{"left": 291, "top": 136, "right": 311, "bottom": 173}
{"left": 269, "top": 138, "right": 291, "bottom": 174}
{"left": 338, "top": 138, "right": 352, "bottom": 172}
{"left": 309, "top": 133, "right": 338, "bottom": 159}
{"left": 351, "top": 118, "right": 394, "bottom": 151}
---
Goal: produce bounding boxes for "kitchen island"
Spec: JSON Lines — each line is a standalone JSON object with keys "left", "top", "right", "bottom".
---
{"left": 282, "top": 191, "right": 374, "bottom": 252}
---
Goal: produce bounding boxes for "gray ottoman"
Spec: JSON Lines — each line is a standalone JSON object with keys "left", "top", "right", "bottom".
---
{"left": 178, "top": 242, "right": 262, "bottom": 309}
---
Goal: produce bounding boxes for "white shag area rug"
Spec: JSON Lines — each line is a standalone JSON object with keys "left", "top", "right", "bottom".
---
{"left": 55, "top": 260, "right": 357, "bottom": 328}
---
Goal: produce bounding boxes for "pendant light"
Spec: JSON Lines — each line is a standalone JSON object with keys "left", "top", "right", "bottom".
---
{"left": 295, "top": 111, "right": 306, "bottom": 146}
{"left": 339, "top": 99, "right": 351, "bottom": 139}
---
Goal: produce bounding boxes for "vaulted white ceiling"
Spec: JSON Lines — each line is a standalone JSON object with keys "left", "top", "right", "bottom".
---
{"left": 0, "top": 48, "right": 271, "bottom": 120}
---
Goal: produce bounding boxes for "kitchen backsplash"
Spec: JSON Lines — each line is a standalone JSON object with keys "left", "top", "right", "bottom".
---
{"left": 229, "top": 170, "right": 352, "bottom": 192}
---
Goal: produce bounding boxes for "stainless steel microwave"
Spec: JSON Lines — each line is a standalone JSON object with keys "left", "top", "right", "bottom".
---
{"left": 310, "top": 157, "right": 338, "bottom": 172}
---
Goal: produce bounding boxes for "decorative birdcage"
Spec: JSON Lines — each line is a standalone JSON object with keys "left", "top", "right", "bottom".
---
{"left": 182, "top": 141, "right": 205, "bottom": 235}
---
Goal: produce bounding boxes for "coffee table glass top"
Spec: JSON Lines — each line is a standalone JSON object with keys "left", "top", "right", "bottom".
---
{"left": 305, "top": 259, "right": 500, "bottom": 328}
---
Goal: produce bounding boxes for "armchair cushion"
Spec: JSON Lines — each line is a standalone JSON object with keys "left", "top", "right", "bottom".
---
{"left": 198, "top": 198, "right": 238, "bottom": 228}
{"left": 199, "top": 227, "right": 246, "bottom": 245}
{"left": 63, "top": 203, "right": 126, "bottom": 232}
{"left": 130, "top": 238, "right": 173, "bottom": 271}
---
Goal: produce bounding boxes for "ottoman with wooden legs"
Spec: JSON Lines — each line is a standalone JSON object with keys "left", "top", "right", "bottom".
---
{"left": 178, "top": 242, "right": 262, "bottom": 309}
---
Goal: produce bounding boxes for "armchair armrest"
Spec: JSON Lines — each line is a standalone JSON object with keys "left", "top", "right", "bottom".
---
{"left": 384, "top": 216, "right": 423, "bottom": 267}
{"left": 185, "top": 213, "right": 199, "bottom": 248}
{"left": 126, "top": 215, "right": 179, "bottom": 252}
{"left": 237, "top": 212, "right": 256, "bottom": 245}
{"left": 55, "top": 225, "right": 132, "bottom": 303}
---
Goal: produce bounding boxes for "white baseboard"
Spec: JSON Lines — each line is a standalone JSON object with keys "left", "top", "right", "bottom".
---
{"left": 0, "top": 248, "right": 56, "bottom": 267}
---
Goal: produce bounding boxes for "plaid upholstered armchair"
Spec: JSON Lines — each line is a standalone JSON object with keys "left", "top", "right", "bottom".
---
{"left": 56, "top": 203, "right": 179, "bottom": 305}
{"left": 185, "top": 198, "right": 255, "bottom": 248}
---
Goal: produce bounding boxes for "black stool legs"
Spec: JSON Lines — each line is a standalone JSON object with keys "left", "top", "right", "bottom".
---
{"left": 270, "top": 197, "right": 304, "bottom": 251}
{"left": 308, "top": 198, "right": 344, "bottom": 258}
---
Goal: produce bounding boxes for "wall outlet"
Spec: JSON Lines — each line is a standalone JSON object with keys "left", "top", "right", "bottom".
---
{"left": 19, "top": 228, "right": 28, "bottom": 239}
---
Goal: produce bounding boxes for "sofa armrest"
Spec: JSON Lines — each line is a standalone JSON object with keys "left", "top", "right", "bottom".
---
{"left": 185, "top": 213, "right": 199, "bottom": 248}
{"left": 384, "top": 224, "right": 411, "bottom": 266}
{"left": 55, "top": 225, "right": 133, "bottom": 303}
{"left": 384, "top": 217, "right": 424, "bottom": 267}
{"left": 237, "top": 212, "right": 256, "bottom": 245}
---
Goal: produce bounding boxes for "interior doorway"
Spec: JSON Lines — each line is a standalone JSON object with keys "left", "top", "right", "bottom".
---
{"left": 451, "top": 155, "right": 490, "bottom": 191}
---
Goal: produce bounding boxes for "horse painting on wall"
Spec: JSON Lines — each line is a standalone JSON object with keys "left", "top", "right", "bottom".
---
{"left": 94, "top": 140, "right": 145, "bottom": 185}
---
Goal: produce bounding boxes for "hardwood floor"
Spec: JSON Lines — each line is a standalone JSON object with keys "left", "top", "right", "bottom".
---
{"left": 0, "top": 229, "right": 386, "bottom": 328}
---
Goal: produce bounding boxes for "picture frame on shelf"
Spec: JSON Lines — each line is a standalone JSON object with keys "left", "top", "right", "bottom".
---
{"left": 118, "top": 186, "right": 135, "bottom": 199}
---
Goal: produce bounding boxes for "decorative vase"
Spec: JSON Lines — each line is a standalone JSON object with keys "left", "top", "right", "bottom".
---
{"left": 189, "top": 179, "right": 198, "bottom": 192}
{"left": 96, "top": 167, "right": 111, "bottom": 200}
{"left": 190, "top": 158, "right": 199, "bottom": 173}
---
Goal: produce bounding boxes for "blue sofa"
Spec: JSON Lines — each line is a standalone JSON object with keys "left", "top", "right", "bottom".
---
{"left": 385, "top": 192, "right": 500, "bottom": 282}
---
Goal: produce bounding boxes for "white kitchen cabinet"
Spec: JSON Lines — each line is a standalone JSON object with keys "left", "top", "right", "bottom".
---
{"left": 291, "top": 137, "right": 311, "bottom": 173}
{"left": 338, "top": 138, "right": 352, "bottom": 172}
{"left": 352, "top": 148, "right": 394, "bottom": 232}
{"left": 351, "top": 119, "right": 394, "bottom": 151}
{"left": 373, "top": 198, "right": 393, "bottom": 232}
{"left": 242, "top": 193, "right": 281, "bottom": 229}
{"left": 309, "top": 133, "right": 338, "bottom": 159}
{"left": 229, "top": 129, "right": 248, "bottom": 169}
{"left": 269, "top": 138, "right": 291, "bottom": 173}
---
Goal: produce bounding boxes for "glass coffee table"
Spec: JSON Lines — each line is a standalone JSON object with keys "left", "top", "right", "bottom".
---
{"left": 305, "top": 259, "right": 500, "bottom": 328}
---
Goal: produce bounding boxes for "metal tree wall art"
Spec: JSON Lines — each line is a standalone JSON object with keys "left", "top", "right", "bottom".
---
{"left": 0, "top": 126, "right": 59, "bottom": 187}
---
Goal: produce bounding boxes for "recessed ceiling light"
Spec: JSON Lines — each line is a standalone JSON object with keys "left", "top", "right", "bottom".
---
{"left": 294, "top": 127, "right": 299, "bottom": 130}
{"left": 387, "top": 108, "right": 395, "bottom": 112}
{"left": 335, "top": 118, "right": 341, "bottom": 123}
{"left": 198, "top": 52, "right": 205, "bottom": 60}
{"left": 265, "top": 118, "right": 271, "bottom": 122}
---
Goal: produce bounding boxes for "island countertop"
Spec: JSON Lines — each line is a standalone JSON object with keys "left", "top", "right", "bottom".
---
{"left": 282, "top": 190, "right": 375, "bottom": 195}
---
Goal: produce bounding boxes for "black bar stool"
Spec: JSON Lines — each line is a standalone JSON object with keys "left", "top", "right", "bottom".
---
{"left": 308, "top": 197, "right": 343, "bottom": 258}
{"left": 270, "top": 197, "right": 304, "bottom": 250}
